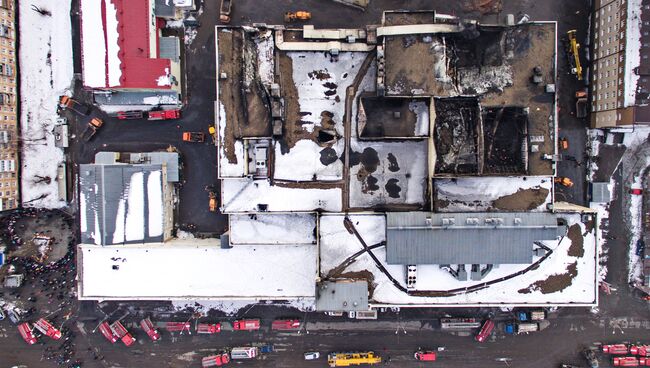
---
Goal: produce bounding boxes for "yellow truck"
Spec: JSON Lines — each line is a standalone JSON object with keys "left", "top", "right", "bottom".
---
{"left": 328, "top": 352, "right": 382, "bottom": 367}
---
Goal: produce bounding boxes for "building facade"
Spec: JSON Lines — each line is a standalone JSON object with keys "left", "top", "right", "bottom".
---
{"left": 591, "top": 0, "right": 650, "bottom": 128}
{"left": 0, "top": 0, "right": 18, "bottom": 210}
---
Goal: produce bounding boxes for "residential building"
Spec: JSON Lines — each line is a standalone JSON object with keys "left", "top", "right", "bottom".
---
{"left": 591, "top": 0, "right": 650, "bottom": 127}
{"left": 0, "top": 0, "right": 18, "bottom": 210}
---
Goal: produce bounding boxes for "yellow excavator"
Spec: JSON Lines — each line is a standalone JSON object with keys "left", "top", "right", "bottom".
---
{"left": 566, "top": 30, "right": 583, "bottom": 81}
{"left": 284, "top": 11, "right": 311, "bottom": 22}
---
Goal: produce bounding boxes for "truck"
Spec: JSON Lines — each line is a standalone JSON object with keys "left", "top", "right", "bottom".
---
{"left": 271, "top": 319, "right": 301, "bottom": 330}
{"left": 233, "top": 319, "right": 260, "bottom": 331}
{"left": 208, "top": 192, "right": 218, "bottom": 212}
{"left": 183, "top": 131, "right": 205, "bottom": 143}
{"left": 440, "top": 317, "right": 481, "bottom": 330}
{"left": 147, "top": 109, "right": 181, "bottom": 120}
{"left": 58, "top": 95, "right": 91, "bottom": 116}
{"left": 116, "top": 110, "right": 144, "bottom": 120}
{"left": 98, "top": 321, "right": 119, "bottom": 343}
{"left": 414, "top": 350, "right": 437, "bottom": 361}
{"left": 110, "top": 321, "right": 136, "bottom": 346}
{"left": 17, "top": 322, "right": 38, "bottom": 344}
{"left": 614, "top": 357, "right": 640, "bottom": 367}
{"left": 164, "top": 321, "right": 191, "bottom": 333}
{"left": 201, "top": 352, "right": 230, "bottom": 367}
{"left": 327, "top": 352, "right": 382, "bottom": 367}
{"left": 34, "top": 318, "right": 62, "bottom": 340}
{"left": 230, "top": 347, "right": 259, "bottom": 360}
{"left": 640, "top": 358, "right": 650, "bottom": 366}
{"left": 516, "top": 310, "right": 546, "bottom": 321}
{"left": 219, "top": 0, "right": 232, "bottom": 23}
{"left": 505, "top": 320, "right": 551, "bottom": 334}
{"left": 140, "top": 318, "right": 161, "bottom": 341}
{"left": 475, "top": 319, "right": 495, "bottom": 342}
{"left": 576, "top": 89, "right": 588, "bottom": 118}
{"left": 197, "top": 323, "right": 221, "bottom": 334}
{"left": 81, "top": 117, "right": 104, "bottom": 142}
{"left": 604, "top": 344, "right": 630, "bottom": 355}
{"left": 632, "top": 345, "right": 650, "bottom": 357}
{"left": 284, "top": 11, "right": 311, "bottom": 22}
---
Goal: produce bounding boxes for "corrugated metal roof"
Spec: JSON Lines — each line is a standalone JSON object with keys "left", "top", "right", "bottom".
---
{"left": 591, "top": 182, "right": 611, "bottom": 203}
{"left": 80, "top": 164, "right": 167, "bottom": 246}
{"left": 386, "top": 212, "right": 560, "bottom": 265}
{"left": 93, "top": 152, "right": 179, "bottom": 182}
{"left": 154, "top": 0, "right": 176, "bottom": 18}
{"left": 315, "top": 281, "right": 368, "bottom": 311}
{"left": 159, "top": 37, "right": 180, "bottom": 62}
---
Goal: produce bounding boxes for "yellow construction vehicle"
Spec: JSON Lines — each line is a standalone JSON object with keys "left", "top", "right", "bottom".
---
{"left": 567, "top": 30, "right": 583, "bottom": 80}
{"left": 554, "top": 177, "right": 574, "bottom": 188}
{"left": 327, "top": 352, "right": 382, "bottom": 367}
{"left": 208, "top": 191, "right": 218, "bottom": 212}
{"left": 284, "top": 11, "right": 311, "bottom": 22}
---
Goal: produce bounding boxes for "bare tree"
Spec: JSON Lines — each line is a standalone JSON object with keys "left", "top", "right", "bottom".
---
{"left": 30, "top": 4, "right": 52, "bottom": 16}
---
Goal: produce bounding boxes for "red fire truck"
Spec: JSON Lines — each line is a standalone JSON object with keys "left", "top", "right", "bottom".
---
{"left": 34, "top": 318, "right": 62, "bottom": 340}
{"left": 271, "top": 319, "right": 301, "bottom": 330}
{"left": 614, "top": 357, "right": 640, "bottom": 366}
{"left": 233, "top": 319, "right": 260, "bottom": 331}
{"left": 165, "top": 321, "right": 192, "bottom": 333}
{"left": 98, "top": 321, "right": 119, "bottom": 343}
{"left": 604, "top": 344, "right": 630, "bottom": 355}
{"left": 640, "top": 358, "right": 650, "bottom": 366}
{"left": 201, "top": 352, "right": 230, "bottom": 367}
{"left": 17, "top": 322, "right": 38, "bottom": 344}
{"left": 197, "top": 323, "right": 221, "bottom": 334}
{"left": 632, "top": 346, "right": 650, "bottom": 357}
{"left": 110, "top": 321, "right": 136, "bottom": 346}
{"left": 414, "top": 350, "right": 437, "bottom": 361}
{"left": 140, "top": 318, "right": 161, "bottom": 341}
{"left": 147, "top": 109, "right": 181, "bottom": 120}
{"left": 475, "top": 320, "right": 495, "bottom": 343}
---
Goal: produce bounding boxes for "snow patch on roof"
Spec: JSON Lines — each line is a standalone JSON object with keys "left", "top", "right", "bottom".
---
{"left": 147, "top": 170, "right": 163, "bottom": 238}
{"left": 156, "top": 68, "right": 172, "bottom": 87}
{"left": 125, "top": 172, "right": 145, "bottom": 242}
{"left": 229, "top": 213, "right": 317, "bottom": 245}
{"left": 255, "top": 30, "right": 275, "bottom": 87}
{"left": 112, "top": 198, "right": 126, "bottom": 244}
{"left": 274, "top": 139, "right": 344, "bottom": 181}
{"left": 81, "top": 0, "right": 107, "bottom": 87}
{"left": 19, "top": 0, "right": 72, "bottom": 208}
{"left": 105, "top": 0, "right": 122, "bottom": 87}
{"left": 624, "top": 0, "right": 642, "bottom": 106}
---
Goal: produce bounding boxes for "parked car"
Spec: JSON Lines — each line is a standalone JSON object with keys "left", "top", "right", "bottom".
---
{"left": 6, "top": 308, "right": 21, "bottom": 324}
{"left": 304, "top": 352, "right": 320, "bottom": 360}
{"left": 475, "top": 319, "right": 495, "bottom": 343}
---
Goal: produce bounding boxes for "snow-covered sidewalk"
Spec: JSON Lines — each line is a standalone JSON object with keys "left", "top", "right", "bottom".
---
{"left": 19, "top": 0, "right": 73, "bottom": 208}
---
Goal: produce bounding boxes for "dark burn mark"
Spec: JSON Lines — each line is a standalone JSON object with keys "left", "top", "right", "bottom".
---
{"left": 362, "top": 175, "right": 380, "bottom": 193}
{"left": 385, "top": 178, "right": 401, "bottom": 198}
{"left": 342, "top": 72, "right": 348, "bottom": 79}
{"left": 323, "top": 82, "right": 338, "bottom": 89}
{"left": 319, "top": 147, "right": 338, "bottom": 166}
{"left": 308, "top": 70, "right": 331, "bottom": 80}
{"left": 387, "top": 153, "right": 400, "bottom": 172}
{"left": 359, "top": 147, "right": 380, "bottom": 173}
{"left": 324, "top": 89, "right": 337, "bottom": 96}
{"left": 299, "top": 111, "right": 312, "bottom": 116}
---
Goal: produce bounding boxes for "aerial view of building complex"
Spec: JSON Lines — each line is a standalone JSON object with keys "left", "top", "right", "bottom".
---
{"left": 0, "top": 0, "right": 648, "bottom": 367}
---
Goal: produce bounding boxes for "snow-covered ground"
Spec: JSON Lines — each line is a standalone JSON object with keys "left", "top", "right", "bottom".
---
{"left": 627, "top": 175, "right": 644, "bottom": 283}
{"left": 435, "top": 177, "right": 552, "bottom": 212}
{"left": 79, "top": 240, "right": 318, "bottom": 300}
{"left": 221, "top": 179, "right": 342, "bottom": 213}
{"left": 320, "top": 214, "right": 597, "bottom": 305}
{"left": 229, "top": 213, "right": 317, "bottom": 245}
{"left": 19, "top": 0, "right": 73, "bottom": 208}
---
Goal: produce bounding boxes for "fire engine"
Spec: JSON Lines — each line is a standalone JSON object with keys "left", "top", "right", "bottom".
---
{"left": 632, "top": 346, "right": 650, "bottom": 357}
{"left": 34, "top": 318, "right": 62, "bottom": 340}
{"left": 140, "top": 318, "right": 161, "bottom": 341}
{"left": 110, "top": 321, "right": 136, "bottom": 346}
{"left": 17, "top": 322, "right": 38, "bottom": 344}
{"left": 271, "top": 319, "right": 301, "bottom": 330}
{"left": 233, "top": 319, "right": 260, "bottom": 331}
{"left": 98, "top": 321, "right": 119, "bottom": 343}
{"left": 165, "top": 321, "right": 192, "bottom": 333}
{"left": 201, "top": 352, "right": 230, "bottom": 367}
{"left": 197, "top": 323, "right": 221, "bottom": 334}
{"left": 614, "top": 357, "right": 640, "bottom": 366}
{"left": 604, "top": 344, "right": 630, "bottom": 355}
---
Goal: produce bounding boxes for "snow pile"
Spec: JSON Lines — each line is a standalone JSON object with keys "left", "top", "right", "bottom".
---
{"left": 229, "top": 213, "right": 317, "bottom": 245}
{"left": 319, "top": 214, "right": 597, "bottom": 305}
{"left": 435, "top": 177, "right": 552, "bottom": 212}
{"left": 19, "top": 0, "right": 73, "bottom": 208}
{"left": 217, "top": 102, "right": 246, "bottom": 177}
{"left": 156, "top": 68, "right": 172, "bottom": 87}
{"left": 624, "top": 0, "right": 642, "bottom": 107}
{"left": 627, "top": 175, "right": 644, "bottom": 283}
{"left": 409, "top": 100, "right": 429, "bottom": 136}
{"left": 221, "top": 179, "right": 342, "bottom": 213}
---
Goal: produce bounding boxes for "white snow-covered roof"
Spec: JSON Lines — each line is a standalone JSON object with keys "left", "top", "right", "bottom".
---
{"left": 78, "top": 241, "right": 318, "bottom": 300}
{"left": 19, "top": 0, "right": 73, "bottom": 208}
{"left": 624, "top": 0, "right": 642, "bottom": 107}
{"left": 229, "top": 213, "right": 317, "bottom": 245}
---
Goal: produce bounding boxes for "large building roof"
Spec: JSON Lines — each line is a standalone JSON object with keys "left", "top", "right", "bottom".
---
{"left": 80, "top": 0, "right": 172, "bottom": 89}
{"left": 79, "top": 164, "right": 167, "bottom": 245}
{"left": 386, "top": 212, "right": 561, "bottom": 265}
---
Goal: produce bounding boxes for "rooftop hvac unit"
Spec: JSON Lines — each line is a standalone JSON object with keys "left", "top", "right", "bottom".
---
{"left": 441, "top": 217, "right": 455, "bottom": 226}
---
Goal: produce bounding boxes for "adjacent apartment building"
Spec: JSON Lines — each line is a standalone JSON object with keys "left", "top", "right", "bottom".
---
{"left": 0, "top": 0, "right": 17, "bottom": 210}
{"left": 591, "top": 0, "right": 650, "bottom": 128}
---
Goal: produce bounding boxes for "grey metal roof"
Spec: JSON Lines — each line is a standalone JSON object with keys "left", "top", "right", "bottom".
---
{"left": 93, "top": 90, "right": 179, "bottom": 106}
{"left": 79, "top": 164, "right": 166, "bottom": 246}
{"left": 154, "top": 0, "right": 176, "bottom": 18}
{"left": 315, "top": 281, "right": 369, "bottom": 312}
{"left": 591, "top": 182, "right": 611, "bottom": 203}
{"left": 386, "top": 212, "right": 560, "bottom": 265}
{"left": 159, "top": 37, "right": 180, "bottom": 62}
{"left": 94, "top": 152, "right": 179, "bottom": 182}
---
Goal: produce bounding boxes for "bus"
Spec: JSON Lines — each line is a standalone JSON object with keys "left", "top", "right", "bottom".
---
{"left": 328, "top": 352, "right": 382, "bottom": 367}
